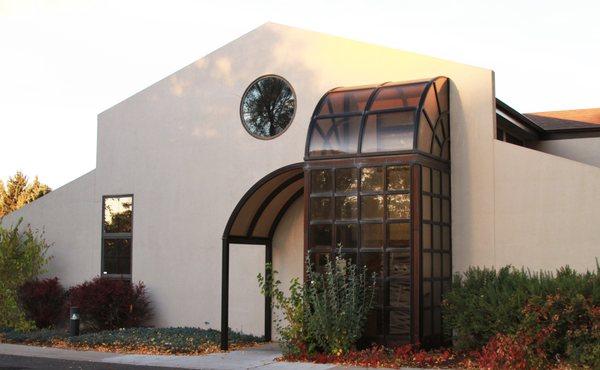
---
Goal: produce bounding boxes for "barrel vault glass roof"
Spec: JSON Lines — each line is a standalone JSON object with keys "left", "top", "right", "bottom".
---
{"left": 306, "top": 77, "right": 450, "bottom": 161}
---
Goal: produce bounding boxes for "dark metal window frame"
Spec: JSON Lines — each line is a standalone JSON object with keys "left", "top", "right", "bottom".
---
{"left": 101, "top": 194, "right": 134, "bottom": 280}
{"left": 305, "top": 153, "right": 450, "bottom": 346}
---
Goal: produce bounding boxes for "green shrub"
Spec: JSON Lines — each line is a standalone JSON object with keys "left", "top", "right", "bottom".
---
{"left": 0, "top": 327, "right": 261, "bottom": 354}
{"left": 259, "top": 255, "right": 375, "bottom": 356}
{"left": 443, "top": 266, "right": 600, "bottom": 364}
{"left": 0, "top": 220, "right": 50, "bottom": 330}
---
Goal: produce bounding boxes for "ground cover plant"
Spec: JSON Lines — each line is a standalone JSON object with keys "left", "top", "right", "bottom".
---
{"left": 0, "top": 327, "right": 261, "bottom": 355}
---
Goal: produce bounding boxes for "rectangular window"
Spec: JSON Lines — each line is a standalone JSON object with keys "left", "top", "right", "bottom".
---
{"left": 102, "top": 195, "right": 133, "bottom": 278}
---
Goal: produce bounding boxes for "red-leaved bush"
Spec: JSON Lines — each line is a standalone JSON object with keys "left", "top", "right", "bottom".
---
{"left": 284, "top": 344, "right": 458, "bottom": 369}
{"left": 18, "top": 277, "right": 66, "bottom": 328}
{"left": 66, "top": 277, "right": 152, "bottom": 330}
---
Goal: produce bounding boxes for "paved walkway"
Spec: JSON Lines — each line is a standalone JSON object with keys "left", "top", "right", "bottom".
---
{"left": 0, "top": 343, "right": 404, "bottom": 369}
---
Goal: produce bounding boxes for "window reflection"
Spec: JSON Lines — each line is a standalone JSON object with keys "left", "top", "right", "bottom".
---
{"left": 388, "top": 223, "right": 410, "bottom": 248}
{"left": 387, "top": 166, "right": 411, "bottom": 191}
{"left": 241, "top": 76, "right": 295, "bottom": 138}
{"left": 308, "top": 116, "right": 361, "bottom": 157}
{"left": 361, "top": 167, "right": 383, "bottom": 192}
{"left": 361, "top": 111, "right": 414, "bottom": 153}
{"left": 335, "top": 196, "right": 358, "bottom": 220}
{"left": 336, "top": 224, "right": 358, "bottom": 249}
{"left": 310, "top": 197, "right": 332, "bottom": 221}
{"left": 309, "top": 224, "right": 332, "bottom": 249}
{"left": 311, "top": 169, "right": 332, "bottom": 194}
{"left": 361, "top": 195, "right": 384, "bottom": 219}
{"left": 387, "top": 194, "right": 410, "bottom": 219}
{"left": 102, "top": 239, "right": 131, "bottom": 275}
{"left": 103, "top": 197, "right": 133, "bottom": 233}
{"left": 361, "top": 224, "right": 383, "bottom": 249}
{"left": 335, "top": 168, "right": 358, "bottom": 193}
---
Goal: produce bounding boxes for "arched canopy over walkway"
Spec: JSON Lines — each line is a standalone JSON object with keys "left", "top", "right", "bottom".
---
{"left": 221, "top": 163, "right": 304, "bottom": 350}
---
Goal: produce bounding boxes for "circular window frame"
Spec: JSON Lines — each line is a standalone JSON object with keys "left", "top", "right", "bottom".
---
{"left": 239, "top": 74, "right": 297, "bottom": 140}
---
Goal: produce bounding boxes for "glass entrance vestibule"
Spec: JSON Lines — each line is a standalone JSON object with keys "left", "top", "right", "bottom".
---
{"left": 304, "top": 77, "right": 451, "bottom": 347}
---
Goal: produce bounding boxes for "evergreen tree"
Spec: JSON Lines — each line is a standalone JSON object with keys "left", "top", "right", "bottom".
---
{"left": 0, "top": 172, "right": 51, "bottom": 217}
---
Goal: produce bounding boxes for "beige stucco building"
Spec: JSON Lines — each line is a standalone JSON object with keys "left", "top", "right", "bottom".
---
{"left": 2, "top": 23, "right": 599, "bottom": 348}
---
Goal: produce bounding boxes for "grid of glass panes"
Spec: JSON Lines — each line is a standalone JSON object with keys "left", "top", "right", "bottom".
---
{"left": 102, "top": 196, "right": 133, "bottom": 278}
{"left": 420, "top": 166, "right": 451, "bottom": 342}
{"left": 308, "top": 165, "right": 412, "bottom": 341}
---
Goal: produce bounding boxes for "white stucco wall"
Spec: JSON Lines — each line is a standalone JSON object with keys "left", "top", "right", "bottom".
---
{"left": 531, "top": 137, "right": 600, "bottom": 169}
{"left": 1, "top": 171, "right": 99, "bottom": 287}
{"left": 2, "top": 23, "right": 496, "bottom": 333}
{"left": 493, "top": 141, "right": 600, "bottom": 271}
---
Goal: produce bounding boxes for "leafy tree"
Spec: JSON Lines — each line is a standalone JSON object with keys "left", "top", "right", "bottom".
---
{"left": 0, "top": 172, "right": 51, "bottom": 217}
{"left": 0, "top": 220, "right": 50, "bottom": 330}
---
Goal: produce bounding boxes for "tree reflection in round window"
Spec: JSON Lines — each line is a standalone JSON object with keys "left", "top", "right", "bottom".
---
{"left": 240, "top": 75, "right": 296, "bottom": 139}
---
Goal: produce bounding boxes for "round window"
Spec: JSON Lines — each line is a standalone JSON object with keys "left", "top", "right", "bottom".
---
{"left": 240, "top": 75, "right": 296, "bottom": 139}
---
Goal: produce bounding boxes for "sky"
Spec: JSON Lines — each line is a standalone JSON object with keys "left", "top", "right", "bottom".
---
{"left": 1, "top": 0, "right": 599, "bottom": 189}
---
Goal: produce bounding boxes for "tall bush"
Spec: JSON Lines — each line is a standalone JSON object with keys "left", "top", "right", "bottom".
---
{"left": 259, "top": 255, "right": 375, "bottom": 356}
{"left": 0, "top": 220, "right": 50, "bottom": 330}
{"left": 443, "top": 263, "right": 600, "bottom": 369}
{"left": 66, "top": 277, "right": 152, "bottom": 330}
{"left": 18, "top": 277, "right": 65, "bottom": 328}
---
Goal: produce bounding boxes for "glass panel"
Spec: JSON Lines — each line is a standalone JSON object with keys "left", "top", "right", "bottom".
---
{"left": 433, "top": 225, "right": 441, "bottom": 250}
{"left": 423, "top": 86, "right": 440, "bottom": 129}
{"left": 418, "top": 114, "right": 433, "bottom": 153}
{"left": 361, "top": 195, "right": 383, "bottom": 219}
{"left": 103, "top": 196, "right": 133, "bottom": 233}
{"left": 310, "top": 197, "right": 332, "bottom": 221}
{"left": 423, "top": 309, "right": 432, "bottom": 336}
{"left": 432, "top": 139, "right": 442, "bottom": 157}
{"left": 442, "top": 140, "right": 450, "bottom": 161}
{"left": 442, "top": 172, "right": 450, "bottom": 197}
{"left": 443, "top": 253, "right": 451, "bottom": 278}
{"left": 433, "top": 198, "right": 441, "bottom": 222}
{"left": 387, "top": 166, "right": 410, "bottom": 191}
{"left": 311, "top": 169, "right": 332, "bottom": 194}
{"left": 422, "top": 195, "right": 431, "bottom": 220}
{"left": 435, "top": 78, "right": 449, "bottom": 114}
{"left": 442, "top": 226, "right": 451, "bottom": 251}
{"left": 335, "top": 196, "right": 357, "bottom": 220}
{"left": 361, "top": 111, "right": 414, "bottom": 153}
{"left": 388, "top": 281, "right": 410, "bottom": 309}
{"left": 317, "top": 88, "right": 375, "bottom": 116}
{"left": 422, "top": 281, "right": 431, "bottom": 308}
{"left": 388, "top": 310, "right": 410, "bottom": 335}
{"left": 361, "top": 167, "right": 383, "bottom": 192}
{"left": 335, "top": 168, "right": 358, "bottom": 193}
{"left": 308, "top": 116, "right": 361, "bottom": 157}
{"left": 422, "top": 224, "right": 431, "bottom": 249}
{"left": 369, "top": 83, "right": 426, "bottom": 111}
{"left": 432, "top": 170, "right": 441, "bottom": 194}
{"left": 389, "top": 250, "right": 410, "bottom": 278}
{"left": 423, "top": 252, "right": 431, "bottom": 278}
{"left": 442, "top": 199, "right": 450, "bottom": 223}
{"left": 433, "top": 281, "right": 442, "bottom": 306}
{"left": 339, "top": 251, "right": 357, "bottom": 265}
{"left": 364, "top": 309, "right": 381, "bottom": 337}
{"left": 433, "top": 307, "right": 442, "bottom": 335}
{"left": 309, "top": 252, "right": 330, "bottom": 273}
{"left": 433, "top": 253, "right": 442, "bottom": 278}
{"left": 102, "top": 238, "right": 131, "bottom": 275}
{"left": 387, "top": 194, "right": 410, "bottom": 219}
{"left": 422, "top": 167, "right": 431, "bottom": 192}
{"left": 435, "top": 119, "right": 445, "bottom": 145}
{"left": 388, "top": 223, "right": 410, "bottom": 248}
{"left": 361, "top": 224, "right": 383, "bottom": 249}
{"left": 336, "top": 224, "right": 358, "bottom": 249}
{"left": 309, "top": 224, "right": 332, "bottom": 249}
{"left": 360, "top": 252, "right": 383, "bottom": 277}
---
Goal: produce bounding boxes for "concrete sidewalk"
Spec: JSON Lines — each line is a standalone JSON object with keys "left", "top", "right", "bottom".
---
{"left": 0, "top": 342, "right": 402, "bottom": 369}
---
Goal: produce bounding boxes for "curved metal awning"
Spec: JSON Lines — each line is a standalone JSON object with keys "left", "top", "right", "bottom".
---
{"left": 223, "top": 163, "right": 304, "bottom": 243}
{"left": 221, "top": 163, "right": 305, "bottom": 350}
